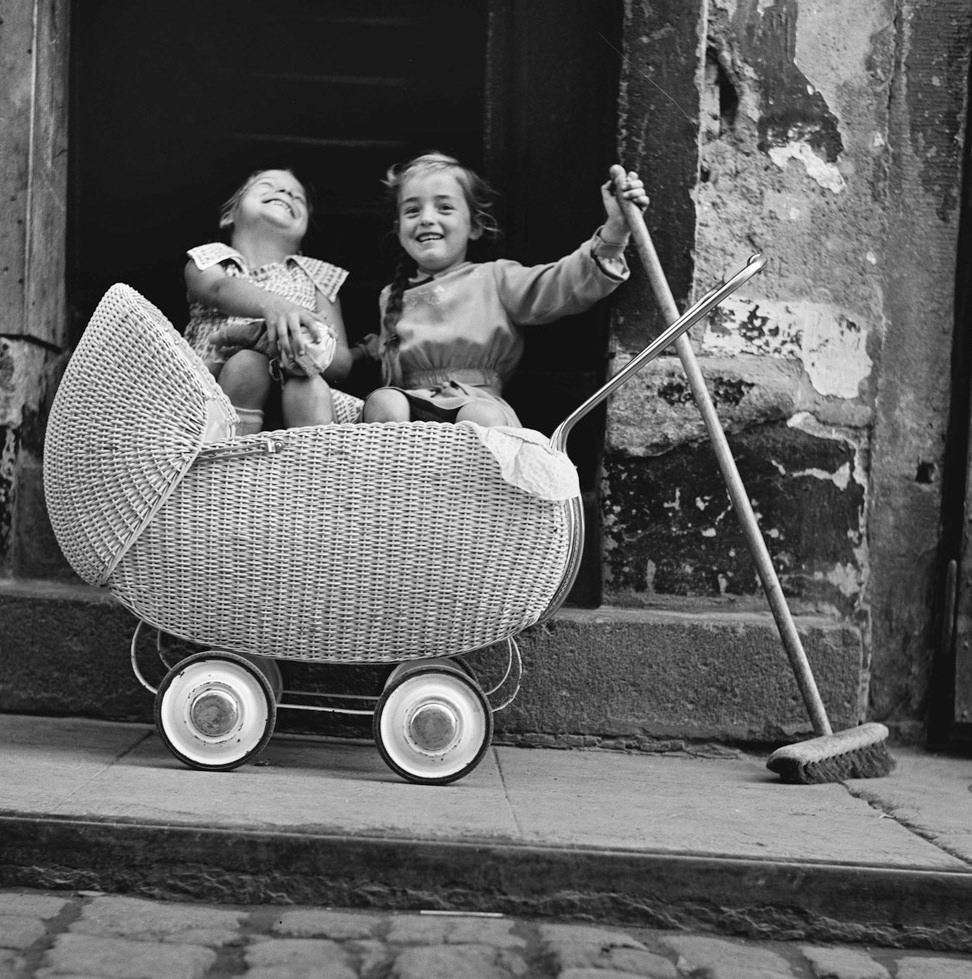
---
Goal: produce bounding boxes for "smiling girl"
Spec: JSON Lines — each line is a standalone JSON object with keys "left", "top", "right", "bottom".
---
{"left": 184, "top": 168, "right": 354, "bottom": 432}
{"left": 360, "top": 152, "right": 648, "bottom": 427}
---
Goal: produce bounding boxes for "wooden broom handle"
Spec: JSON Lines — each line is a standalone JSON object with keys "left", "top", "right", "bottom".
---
{"left": 610, "top": 165, "right": 833, "bottom": 736}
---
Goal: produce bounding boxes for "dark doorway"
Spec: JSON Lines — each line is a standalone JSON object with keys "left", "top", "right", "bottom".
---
{"left": 69, "top": 0, "right": 487, "bottom": 358}
{"left": 69, "top": 0, "right": 621, "bottom": 605}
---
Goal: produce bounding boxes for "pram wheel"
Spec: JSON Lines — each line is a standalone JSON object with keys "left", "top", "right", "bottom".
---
{"left": 233, "top": 652, "right": 284, "bottom": 703}
{"left": 374, "top": 662, "right": 493, "bottom": 785}
{"left": 154, "top": 651, "right": 277, "bottom": 771}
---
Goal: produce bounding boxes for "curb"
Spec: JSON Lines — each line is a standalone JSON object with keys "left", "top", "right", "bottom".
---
{"left": 2, "top": 812, "right": 971, "bottom": 953}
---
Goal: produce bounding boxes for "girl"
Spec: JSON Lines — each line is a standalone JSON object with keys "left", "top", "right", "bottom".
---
{"left": 360, "top": 153, "right": 649, "bottom": 427}
{"left": 185, "top": 168, "right": 354, "bottom": 434}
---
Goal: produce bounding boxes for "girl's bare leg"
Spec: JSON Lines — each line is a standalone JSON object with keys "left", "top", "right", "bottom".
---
{"left": 220, "top": 350, "right": 272, "bottom": 434}
{"left": 362, "top": 388, "right": 411, "bottom": 422}
{"left": 219, "top": 350, "right": 272, "bottom": 408}
{"left": 282, "top": 374, "right": 334, "bottom": 427}
{"left": 455, "top": 400, "right": 511, "bottom": 427}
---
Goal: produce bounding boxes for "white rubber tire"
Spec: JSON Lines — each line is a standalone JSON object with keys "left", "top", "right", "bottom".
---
{"left": 374, "top": 667, "right": 492, "bottom": 785}
{"left": 155, "top": 651, "right": 276, "bottom": 771}
{"left": 234, "top": 652, "right": 285, "bottom": 703}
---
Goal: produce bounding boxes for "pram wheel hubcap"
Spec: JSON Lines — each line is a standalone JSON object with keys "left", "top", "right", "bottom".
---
{"left": 374, "top": 667, "right": 492, "bottom": 785}
{"left": 407, "top": 702, "right": 459, "bottom": 754}
{"left": 154, "top": 652, "right": 276, "bottom": 771}
{"left": 189, "top": 689, "right": 240, "bottom": 737}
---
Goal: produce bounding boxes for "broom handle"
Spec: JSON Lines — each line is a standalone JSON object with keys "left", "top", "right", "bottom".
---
{"left": 612, "top": 166, "right": 832, "bottom": 736}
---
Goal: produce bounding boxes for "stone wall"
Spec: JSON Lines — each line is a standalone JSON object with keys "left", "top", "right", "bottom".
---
{"left": 606, "top": 0, "right": 971, "bottom": 733}
{"left": 0, "top": 0, "right": 72, "bottom": 578}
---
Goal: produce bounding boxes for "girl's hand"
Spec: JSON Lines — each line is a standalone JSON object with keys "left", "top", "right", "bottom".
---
{"left": 261, "top": 299, "right": 332, "bottom": 364}
{"left": 600, "top": 168, "right": 650, "bottom": 243}
{"left": 282, "top": 327, "right": 337, "bottom": 377}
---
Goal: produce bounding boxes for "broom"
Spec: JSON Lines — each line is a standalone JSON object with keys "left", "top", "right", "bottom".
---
{"left": 611, "top": 165, "right": 895, "bottom": 784}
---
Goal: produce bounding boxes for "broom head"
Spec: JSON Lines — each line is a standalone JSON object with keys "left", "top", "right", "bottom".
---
{"left": 766, "top": 722, "right": 895, "bottom": 784}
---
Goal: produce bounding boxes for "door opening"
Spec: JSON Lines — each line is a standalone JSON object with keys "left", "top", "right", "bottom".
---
{"left": 69, "top": 0, "right": 620, "bottom": 606}
{"left": 70, "top": 0, "right": 487, "bottom": 357}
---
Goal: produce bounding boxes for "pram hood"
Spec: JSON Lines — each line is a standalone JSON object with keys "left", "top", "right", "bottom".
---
{"left": 44, "top": 284, "right": 238, "bottom": 586}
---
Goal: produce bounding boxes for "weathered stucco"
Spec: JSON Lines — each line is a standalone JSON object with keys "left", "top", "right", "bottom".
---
{"left": 0, "top": 0, "right": 70, "bottom": 347}
{"left": 608, "top": 0, "right": 892, "bottom": 607}
{"left": 0, "top": 0, "right": 71, "bottom": 576}
{"left": 607, "top": 0, "right": 970, "bottom": 733}
{"left": 0, "top": 340, "right": 61, "bottom": 574}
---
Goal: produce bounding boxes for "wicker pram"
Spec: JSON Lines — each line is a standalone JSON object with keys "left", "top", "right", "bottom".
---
{"left": 44, "top": 257, "right": 762, "bottom": 783}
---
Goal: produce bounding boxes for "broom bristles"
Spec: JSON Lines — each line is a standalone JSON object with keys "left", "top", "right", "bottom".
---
{"left": 766, "top": 722, "right": 895, "bottom": 784}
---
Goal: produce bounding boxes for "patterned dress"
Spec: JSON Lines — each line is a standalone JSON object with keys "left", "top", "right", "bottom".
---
{"left": 185, "top": 242, "right": 348, "bottom": 375}
{"left": 376, "top": 232, "right": 629, "bottom": 426}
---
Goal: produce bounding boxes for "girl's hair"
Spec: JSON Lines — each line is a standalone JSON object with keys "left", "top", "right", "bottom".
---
{"left": 381, "top": 152, "right": 500, "bottom": 340}
{"left": 217, "top": 167, "right": 316, "bottom": 236}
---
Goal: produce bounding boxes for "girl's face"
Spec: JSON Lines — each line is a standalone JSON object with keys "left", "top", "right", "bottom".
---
{"left": 230, "top": 170, "right": 309, "bottom": 242}
{"left": 397, "top": 169, "right": 481, "bottom": 276}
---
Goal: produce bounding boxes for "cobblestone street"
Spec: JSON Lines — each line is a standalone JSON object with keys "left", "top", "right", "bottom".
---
{"left": 2, "top": 889, "right": 972, "bottom": 979}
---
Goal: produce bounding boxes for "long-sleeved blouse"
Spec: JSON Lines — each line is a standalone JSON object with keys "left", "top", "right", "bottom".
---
{"left": 377, "top": 232, "right": 629, "bottom": 425}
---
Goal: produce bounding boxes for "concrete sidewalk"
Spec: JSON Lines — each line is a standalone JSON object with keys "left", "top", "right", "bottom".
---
{"left": 1, "top": 714, "right": 971, "bottom": 951}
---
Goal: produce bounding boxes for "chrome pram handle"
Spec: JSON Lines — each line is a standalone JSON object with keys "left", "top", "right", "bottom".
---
{"left": 549, "top": 251, "right": 765, "bottom": 455}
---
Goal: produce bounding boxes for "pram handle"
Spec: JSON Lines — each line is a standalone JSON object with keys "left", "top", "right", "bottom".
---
{"left": 549, "top": 251, "right": 765, "bottom": 454}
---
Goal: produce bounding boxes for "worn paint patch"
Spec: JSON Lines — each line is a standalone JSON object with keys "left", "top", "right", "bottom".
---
{"left": 768, "top": 139, "right": 846, "bottom": 193}
{"left": 658, "top": 374, "right": 755, "bottom": 410}
{"left": 731, "top": 0, "right": 844, "bottom": 163}
{"left": 0, "top": 344, "right": 15, "bottom": 392}
{"left": 0, "top": 428, "right": 17, "bottom": 569}
{"left": 606, "top": 355, "right": 807, "bottom": 458}
{"left": 602, "top": 423, "right": 865, "bottom": 615}
{"left": 0, "top": 339, "right": 49, "bottom": 426}
{"left": 703, "top": 297, "right": 871, "bottom": 399}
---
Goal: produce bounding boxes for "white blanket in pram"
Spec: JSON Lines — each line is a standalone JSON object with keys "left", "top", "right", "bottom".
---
{"left": 462, "top": 423, "right": 580, "bottom": 502}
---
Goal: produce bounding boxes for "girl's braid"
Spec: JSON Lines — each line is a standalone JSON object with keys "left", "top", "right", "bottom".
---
{"left": 381, "top": 252, "right": 416, "bottom": 342}
{"left": 378, "top": 252, "right": 414, "bottom": 385}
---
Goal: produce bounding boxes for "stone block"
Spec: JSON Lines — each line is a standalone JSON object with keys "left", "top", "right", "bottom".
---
{"left": 0, "top": 579, "right": 862, "bottom": 745}
{"left": 12, "top": 454, "right": 76, "bottom": 579}
{"left": 0, "top": 578, "right": 150, "bottom": 721}
{"left": 479, "top": 606, "right": 862, "bottom": 743}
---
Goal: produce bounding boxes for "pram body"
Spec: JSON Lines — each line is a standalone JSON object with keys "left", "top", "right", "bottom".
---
{"left": 44, "top": 257, "right": 762, "bottom": 783}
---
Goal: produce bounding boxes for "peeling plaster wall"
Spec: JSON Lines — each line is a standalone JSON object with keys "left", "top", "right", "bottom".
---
{"left": 608, "top": 0, "right": 970, "bottom": 730}
{"left": 0, "top": 0, "right": 72, "bottom": 576}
